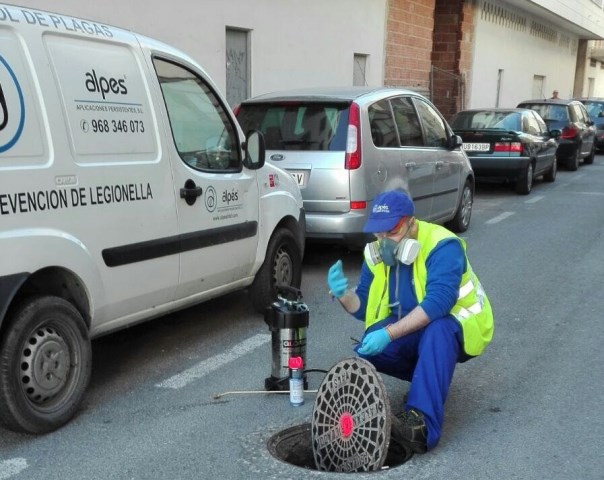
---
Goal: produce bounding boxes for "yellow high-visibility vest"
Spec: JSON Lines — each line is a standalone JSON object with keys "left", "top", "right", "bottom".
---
{"left": 365, "top": 221, "right": 494, "bottom": 356}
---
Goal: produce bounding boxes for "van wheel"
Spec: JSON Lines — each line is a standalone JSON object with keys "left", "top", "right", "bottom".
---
{"left": 0, "top": 295, "right": 91, "bottom": 434}
{"left": 516, "top": 162, "right": 533, "bottom": 194}
{"left": 250, "top": 228, "right": 302, "bottom": 313}
{"left": 445, "top": 180, "right": 472, "bottom": 233}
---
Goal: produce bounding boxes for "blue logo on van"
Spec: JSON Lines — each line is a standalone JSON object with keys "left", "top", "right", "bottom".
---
{"left": 270, "top": 154, "right": 285, "bottom": 161}
{"left": 0, "top": 55, "right": 25, "bottom": 153}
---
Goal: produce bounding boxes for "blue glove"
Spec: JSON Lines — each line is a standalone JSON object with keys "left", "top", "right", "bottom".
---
{"left": 357, "top": 328, "right": 391, "bottom": 356}
{"left": 327, "top": 260, "right": 348, "bottom": 298}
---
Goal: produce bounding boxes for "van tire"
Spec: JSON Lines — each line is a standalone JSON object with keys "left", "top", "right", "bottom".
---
{"left": 445, "top": 180, "right": 473, "bottom": 233}
{"left": 250, "top": 228, "right": 302, "bottom": 313}
{"left": 0, "top": 295, "right": 91, "bottom": 434}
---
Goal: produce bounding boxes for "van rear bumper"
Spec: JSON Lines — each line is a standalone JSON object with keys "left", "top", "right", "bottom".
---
{"left": 304, "top": 211, "right": 372, "bottom": 247}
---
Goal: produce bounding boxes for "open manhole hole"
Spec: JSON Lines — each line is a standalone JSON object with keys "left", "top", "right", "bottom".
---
{"left": 267, "top": 358, "right": 414, "bottom": 473}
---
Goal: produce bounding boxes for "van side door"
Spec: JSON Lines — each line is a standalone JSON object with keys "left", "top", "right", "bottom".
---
{"left": 151, "top": 58, "right": 259, "bottom": 300}
{"left": 412, "top": 97, "right": 463, "bottom": 221}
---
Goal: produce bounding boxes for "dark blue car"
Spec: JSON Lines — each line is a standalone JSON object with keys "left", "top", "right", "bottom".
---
{"left": 517, "top": 98, "right": 596, "bottom": 171}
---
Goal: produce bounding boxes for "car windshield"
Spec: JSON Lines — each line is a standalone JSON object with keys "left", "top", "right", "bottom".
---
{"left": 584, "top": 101, "right": 604, "bottom": 118}
{"left": 450, "top": 111, "right": 521, "bottom": 130}
{"left": 521, "top": 103, "right": 567, "bottom": 122}
{"left": 236, "top": 102, "right": 349, "bottom": 151}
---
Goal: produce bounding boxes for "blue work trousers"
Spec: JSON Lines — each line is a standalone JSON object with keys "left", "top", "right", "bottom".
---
{"left": 356, "top": 316, "right": 467, "bottom": 450}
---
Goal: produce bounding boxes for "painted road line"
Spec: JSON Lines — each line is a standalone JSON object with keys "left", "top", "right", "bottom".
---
{"left": 486, "top": 212, "right": 515, "bottom": 224}
{"left": 525, "top": 195, "right": 543, "bottom": 204}
{"left": 0, "top": 458, "right": 28, "bottom": 479}
{"left": 156, "top": 333, "right": 271, "bottom": 389}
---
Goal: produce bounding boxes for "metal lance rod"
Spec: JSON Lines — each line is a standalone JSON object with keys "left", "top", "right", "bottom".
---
{"left": 213, "top": 389, "right": 318, "bottom": 400}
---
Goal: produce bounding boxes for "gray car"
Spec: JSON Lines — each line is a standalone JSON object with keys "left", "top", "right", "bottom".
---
{"left": 236, "top": 87, "right": 474, "bottom": 248}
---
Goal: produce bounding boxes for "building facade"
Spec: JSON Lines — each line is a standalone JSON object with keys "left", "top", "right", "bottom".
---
{"left": 8, "top": 0, "right": 604, "bottom": 117}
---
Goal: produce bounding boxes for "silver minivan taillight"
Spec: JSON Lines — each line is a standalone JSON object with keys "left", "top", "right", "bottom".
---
{"left": 345, "top": 102, "right": 361, "bottom": 169}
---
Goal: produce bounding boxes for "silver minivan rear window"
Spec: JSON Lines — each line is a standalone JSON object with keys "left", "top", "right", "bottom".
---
{"left": 237, "top": 103, "right": 349, "bottom": 151}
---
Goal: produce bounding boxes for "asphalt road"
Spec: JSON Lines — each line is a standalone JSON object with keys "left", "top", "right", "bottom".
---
{"left": 1, "top": 156, "right": 604, "bottom": 479}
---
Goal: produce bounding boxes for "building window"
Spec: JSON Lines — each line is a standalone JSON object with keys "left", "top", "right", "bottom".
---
{"left": 353, "top": 54, "right": 368, "bottom": 86}
{"left": 226, "top": 28, "right": 250, "bottom": 107}
{"left": 532, "top": 75, "right": 545, "bottom": 99}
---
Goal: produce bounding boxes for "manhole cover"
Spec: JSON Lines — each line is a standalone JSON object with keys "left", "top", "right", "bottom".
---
{"left": 311, "top": 357, "right": 391, "bottom": 473}
{"left": 266, "top": 358, "right": 413, "bottom": 472}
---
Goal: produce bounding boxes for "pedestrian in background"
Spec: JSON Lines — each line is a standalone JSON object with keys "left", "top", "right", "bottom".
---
{"left": 551, "top": 90, "right": 559, "bottom": 99}
{"left": 327, "top": 190, "right": 494, "bottom": 453}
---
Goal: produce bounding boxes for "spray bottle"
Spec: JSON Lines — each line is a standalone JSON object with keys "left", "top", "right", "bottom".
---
{"left": 288, "top": 356, "right": 304, "bottom": 406}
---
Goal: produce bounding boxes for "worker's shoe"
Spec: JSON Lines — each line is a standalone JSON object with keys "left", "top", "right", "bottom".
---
{"left": 390, "top": 409, "right": 428, "bottom": 454}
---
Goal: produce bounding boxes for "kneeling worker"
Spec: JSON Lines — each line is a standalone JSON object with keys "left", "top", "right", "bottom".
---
{"left": 327, "top": 190, "right": 494, "bottom": 453}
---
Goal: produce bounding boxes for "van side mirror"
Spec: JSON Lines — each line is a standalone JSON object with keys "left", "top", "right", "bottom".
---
{"left": 243, "top": 130, "right": 266, "bottom": 170}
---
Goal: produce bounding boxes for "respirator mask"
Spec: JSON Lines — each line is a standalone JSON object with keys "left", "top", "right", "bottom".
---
{"left": 364, "top": 236, "right": 420, "bottom": 267}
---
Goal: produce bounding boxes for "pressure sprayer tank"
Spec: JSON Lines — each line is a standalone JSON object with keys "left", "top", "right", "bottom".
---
{"left": 265, "top": 286, "right": 309, "bottom": 391}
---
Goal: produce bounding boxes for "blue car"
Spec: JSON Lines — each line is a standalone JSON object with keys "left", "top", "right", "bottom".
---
{"left": 575, "top": 97, "right": 604, "bottom": 151}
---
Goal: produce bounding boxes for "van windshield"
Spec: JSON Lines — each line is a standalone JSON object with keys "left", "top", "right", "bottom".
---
{"left": 236, "top": 103, "right": 349, "bottom": 151}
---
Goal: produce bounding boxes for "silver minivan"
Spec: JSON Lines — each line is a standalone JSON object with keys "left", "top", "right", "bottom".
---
{"left": 236, "top": 87, "right": 474, "bottom": 247}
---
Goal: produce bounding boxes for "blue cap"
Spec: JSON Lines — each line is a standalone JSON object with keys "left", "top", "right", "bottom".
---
{"left": 363, "top": 190, "right": 415, "bottom": 233}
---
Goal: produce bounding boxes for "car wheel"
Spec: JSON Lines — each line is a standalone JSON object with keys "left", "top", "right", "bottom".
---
{"left": 516, "top": 162, "right": 533, "bottom": 195}
{"left": 0, "top": 295, "right": 91, "bottom": 434}
{"left": 250, "top": 227, "right": 302, "bottom": 313}
{"left": 566, "top": 148, "right": 580, "bottom": 171}
{"left": 445, "top": 180, "right": 472, "bottom": 233}
{"left": 584, "top": 144, "right": 595, "bottom": 165}
{"left": 543, "top": 156, "right": 557, "bottom": 182}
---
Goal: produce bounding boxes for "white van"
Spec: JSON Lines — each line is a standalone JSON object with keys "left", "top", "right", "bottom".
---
{"left": 0, "top": 4, "right": 305, "bottom": 433}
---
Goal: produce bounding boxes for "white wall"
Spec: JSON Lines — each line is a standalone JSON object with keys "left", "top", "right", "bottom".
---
{"left": 468, "top": 4, "right": 578, "bottom": 108}
{"left": 532, "top": 0, "right": 604, "bottom": 37}
{"left": 12, "top": 0, "right": 387, "bottom": 97}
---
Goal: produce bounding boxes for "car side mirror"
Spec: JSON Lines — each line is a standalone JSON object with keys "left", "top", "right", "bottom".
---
{"left": 243, "top": 130, "right": 266, "bottom": 170}
{"left": 549, "top": 129, "right": 561, "bottom": 140}
{"left": 450, "top": 134, "right": 463, "bottom": 149}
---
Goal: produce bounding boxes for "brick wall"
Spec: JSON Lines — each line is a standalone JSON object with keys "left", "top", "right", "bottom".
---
{"left": 432, "top": 0, "right": 475, "bottom": 118}
{"left": 384, "top": 0, "right": 436, "bottom": 96}
{"left": 384, "top": 0, "right": 475, "bottom": 118}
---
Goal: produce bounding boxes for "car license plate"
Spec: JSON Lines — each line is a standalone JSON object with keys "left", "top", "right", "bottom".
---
{"left": 462, "top": 143, "right": 490, "bottom": 152}
{"left": 289, "top": 170, "right": 307, "bottom": 187}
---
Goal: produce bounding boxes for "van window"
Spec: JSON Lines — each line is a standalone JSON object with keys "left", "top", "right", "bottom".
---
{"left": 368, "top": 100, "right": 399, "bottom": 147}
{"left": 236, "top": 103, "right": 348, "bottom": 151}
{"left": 390, "top": 97, "right": 423, "bottom": 146}
{"left": 414, "top": 99, "right": 448, "bottom": 148}
{"left": 153, "top": 58, "right": 241, "bottom": 171}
